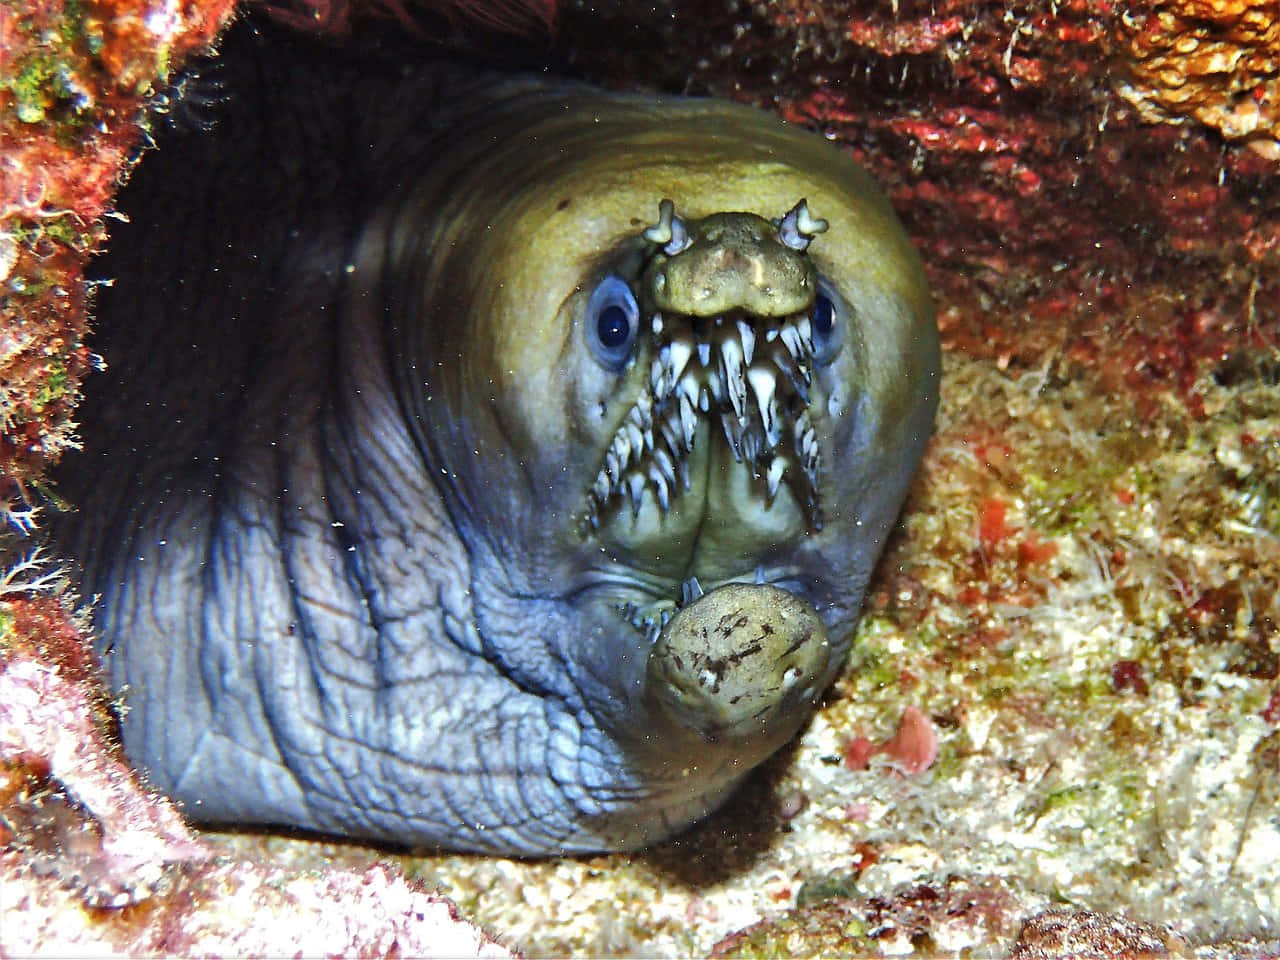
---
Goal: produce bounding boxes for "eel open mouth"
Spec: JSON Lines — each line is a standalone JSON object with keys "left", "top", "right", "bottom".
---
{"left": 587, "top": 198, "right": 831, "bottom": 532}
{"left": 589, "top": 307, "right": 823, "bottom": 520}
{"left": 583, "top": 199, "right": 840, "bottom": 643}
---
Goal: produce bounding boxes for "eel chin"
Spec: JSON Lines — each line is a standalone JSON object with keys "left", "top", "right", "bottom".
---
{"left": 645, "top": 584, "right": 830, "bottom": 751}
{"left": 54, "top": 20, "right": 938, "bottom": 854}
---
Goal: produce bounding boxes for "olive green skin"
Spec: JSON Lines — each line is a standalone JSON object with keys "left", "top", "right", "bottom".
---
{"left": 58, "top": 25, "right": 938, "bottom": 855}
{"left": 647, "top": 212, "right": 818, "bottom": 317}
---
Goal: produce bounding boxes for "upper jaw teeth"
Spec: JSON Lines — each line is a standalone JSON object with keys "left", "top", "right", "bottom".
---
{"left": 589, "top": 311, "right": 825, "bottom": 529}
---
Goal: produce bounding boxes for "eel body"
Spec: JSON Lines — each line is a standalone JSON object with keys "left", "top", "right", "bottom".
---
{"left": 56, "top": 23, "right": 939, "bottom": 855}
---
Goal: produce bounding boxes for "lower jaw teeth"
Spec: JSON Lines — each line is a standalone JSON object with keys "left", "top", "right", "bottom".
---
{"left": 620, "top": 576, "right": 711, "bottom": 641}
{"left": 621, "top": 570, "right": 775, "bottom": 639}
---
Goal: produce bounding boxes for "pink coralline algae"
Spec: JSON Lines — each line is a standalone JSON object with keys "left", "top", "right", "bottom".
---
{"left": 843, "top": 705, "right": 940, "bottom": 775}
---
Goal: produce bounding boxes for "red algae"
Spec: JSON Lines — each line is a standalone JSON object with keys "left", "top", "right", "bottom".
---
{"left": 879, "top": 705, "right": 939, "bottom": 775}
{"left": 843, "top": 706, "right": 940, "bottom": 775}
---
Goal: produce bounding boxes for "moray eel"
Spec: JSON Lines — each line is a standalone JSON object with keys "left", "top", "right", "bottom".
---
{"left": 55, "top": 22, "right": 939, "bottom": 855}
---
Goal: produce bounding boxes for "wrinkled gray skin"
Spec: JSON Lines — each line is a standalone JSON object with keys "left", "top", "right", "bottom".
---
{"left": 55, "top": 22, "right": 939, "bottom": 855}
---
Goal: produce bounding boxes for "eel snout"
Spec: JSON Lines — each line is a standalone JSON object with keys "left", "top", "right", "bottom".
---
{"left": 644, "top": 583, "right": 830, "bottom": 746}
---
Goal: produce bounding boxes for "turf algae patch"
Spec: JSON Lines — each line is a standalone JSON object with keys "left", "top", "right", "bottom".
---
{"left": 812, "top": 351, "right": 1278, "bottom": 943}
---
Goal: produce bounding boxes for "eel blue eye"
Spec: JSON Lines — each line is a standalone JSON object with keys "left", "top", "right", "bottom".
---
{"left": 597, "top": 305, "right": 631, "bottom": 349}
{"left": 811, "top": 281, "right": 845, "bottom": 365}
{"left": 586, "top": 274, "right": 639, "bottom": 371}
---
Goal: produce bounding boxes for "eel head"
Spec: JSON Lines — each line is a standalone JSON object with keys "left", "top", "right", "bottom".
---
{"left": 578, "top": 199, "right": 850, "bottom": 761}
{"left": 378, "top": 94, "right": 938, "bottom": 838}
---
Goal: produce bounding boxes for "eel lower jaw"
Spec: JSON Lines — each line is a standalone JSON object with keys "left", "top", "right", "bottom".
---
{"left": 639, "top": 581, "right": 832, "bottom": 752}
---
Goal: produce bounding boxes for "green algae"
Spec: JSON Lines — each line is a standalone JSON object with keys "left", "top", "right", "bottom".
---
{"left": 3, "top": 3, "right": 97, "bottom": 130}
{"left": 795, "top": 871, "right": 860, "bottom": 907}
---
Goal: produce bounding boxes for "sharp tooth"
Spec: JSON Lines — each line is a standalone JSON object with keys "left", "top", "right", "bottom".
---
{"left": 720, "top": 413, "right": 743, "bottom": 461}
{"left": 765, "top": 402, "right": 783, "bottom": 449}
{"left": 745, "top": 433, "right": 763, "bottom": 472}
{"left": 719, "top": 337, "right": 746, "bottom": 421}
{"left": 780, "top": 324, "right": 803, "bottom": 359}
{"left": 649, "top": 466, "right": 670, "bottom": 511}
{"left": 737, "top": 319, "right": 756, "bottom": 366}
{"left": 706, "top": 368, "right": 724, "bottom": 404}
{"left": 626, "top": 422, "right": 644, "bottom": 455}
{"left": 643, "top": 426, "right": 654, "bottom": 451}
{"left": 772, "top": 346, "right": 810, "bottom": 400}
{"left": 797, "top": 315, "right": 813, "bottom": 353}
{"left": 654, "top": 447, "right": 677, "bottom": 486}
{"left": 698, "top": 386, "right": 710, "bottom": 412}
{"left": 697, "top": 340, "right": 711, "bottom": 367}
{"left": 679, "top": 393, "right": 697, "bottom": 449}
{"left": 627, "top": 471, "right": 645, "bottom": 516}
{"left": 650, "top": 357, "right": 665, "bottom": 393}
{"left": 668, "top": 340, "right": 693, "bottom": 382}
{"left": 765, "top": 327, "right": 779, "bottom": 343}
{"left": 681, "top": 576, "right": 704, "bottom": 605}
{"left": 766, "top": 457, "right": 786, "bottom": 501}
{"left": 659, "top": 416, "right": 681, "bottom": 453}
{"left": 678, "top": 373, "right": 699, "bottom": 403}
{"left": 613, "top": 431, "right": 631, "bottom": 465}
{"left": 747, "top": 367, "right": 777, "bottom": 430}
{"left": 636, "top": 391, "right": 653, "bottom": 422}
{"left": 678, "top": 455, "right": 691, "bottom": 490}
{"left": 652, "top": 313, "right": 663, "bottom": 334}
{"left": 593, "top": 472, "right": 611, "bottom": 502}
{"left": 606, "top": 450, "right": 620, "bottom": 484}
